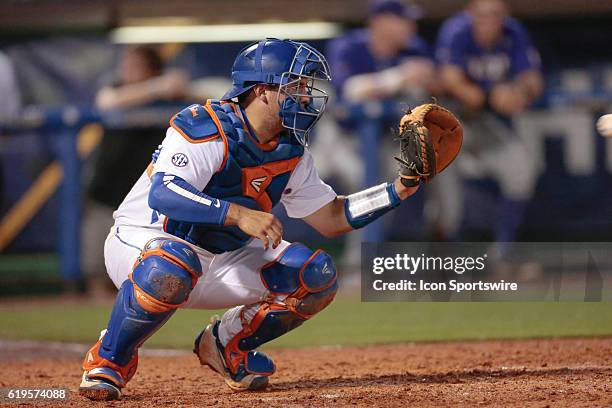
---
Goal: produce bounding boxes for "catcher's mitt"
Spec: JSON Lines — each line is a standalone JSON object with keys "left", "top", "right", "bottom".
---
{"left": 395, "top": 102, "right": 463, "bottom": 187}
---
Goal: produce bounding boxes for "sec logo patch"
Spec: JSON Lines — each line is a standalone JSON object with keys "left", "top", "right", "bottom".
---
{"left": 172, "top": 153, "right": 189, "bottom": 167}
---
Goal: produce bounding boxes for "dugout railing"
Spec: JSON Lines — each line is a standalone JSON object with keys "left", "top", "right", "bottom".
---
{"left": 0, "top": 105, "right": 182, "bottom": 284}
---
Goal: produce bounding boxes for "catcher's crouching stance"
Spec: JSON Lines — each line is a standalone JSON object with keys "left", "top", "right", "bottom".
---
{"left": 79, "top": 39, "right": 462, "bottom": 401}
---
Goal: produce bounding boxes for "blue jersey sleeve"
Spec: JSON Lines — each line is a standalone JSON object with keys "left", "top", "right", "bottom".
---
{"left": 148, "top": 172, "right": 229, "bottom": 226}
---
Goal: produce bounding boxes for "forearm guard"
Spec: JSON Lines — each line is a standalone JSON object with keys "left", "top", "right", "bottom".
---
{"left": 343, "top": 182, "right": 401, "bottom": 229}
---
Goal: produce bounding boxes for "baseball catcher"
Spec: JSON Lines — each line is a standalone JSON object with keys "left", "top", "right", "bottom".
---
{"left": 78, "top": 38, "right": 462, "bottom": 401}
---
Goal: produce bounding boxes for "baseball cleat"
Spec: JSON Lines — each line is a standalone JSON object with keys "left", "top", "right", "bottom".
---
{"left": 79, "top": 367, "right": 122, "bottom": 401}
{"left": 193, "top": 316, "right": 273, "bottom": 391}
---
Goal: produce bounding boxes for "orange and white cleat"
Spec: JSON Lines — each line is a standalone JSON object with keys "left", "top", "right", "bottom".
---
{"left": 78, "top": 331, "right": 138, "bottom": 401}
{"left": 193, "top": 316, "right": 274, "bottom": 391}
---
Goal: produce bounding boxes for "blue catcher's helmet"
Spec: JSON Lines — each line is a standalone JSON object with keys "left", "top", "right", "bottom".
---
{"left": 222, "top": 38, "right": 331, "bottom": 147}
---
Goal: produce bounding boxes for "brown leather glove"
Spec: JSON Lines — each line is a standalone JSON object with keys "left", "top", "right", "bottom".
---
{"left": 395, "top": 103, "right": 463, "bottom": 187}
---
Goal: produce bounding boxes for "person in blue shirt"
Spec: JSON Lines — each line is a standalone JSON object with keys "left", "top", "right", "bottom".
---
{"left": 437, "top": 0, "right": 542, "bottom": 116}
{"left": 434, "top": 0, "right": 544, "bottom": 256}
{"left": 317, "top": 0, "right": 436, "bottom": 263}
{"left": 328, "top": 0, "right": 435, "bottom": 104}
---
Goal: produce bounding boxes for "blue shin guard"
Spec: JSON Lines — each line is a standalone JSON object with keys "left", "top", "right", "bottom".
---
{"left": 98, "top": 238, "right": 202, "bottom": 367}
{"left": 222, "top": 243, "right": 338, "bottom": 375}
{"left": 98, "top": 279, "right": 175, "bottom": 366}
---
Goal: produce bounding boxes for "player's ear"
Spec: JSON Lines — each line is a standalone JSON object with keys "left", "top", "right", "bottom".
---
{"left": 254, "top": 85, "right": 268, "bottom": 104}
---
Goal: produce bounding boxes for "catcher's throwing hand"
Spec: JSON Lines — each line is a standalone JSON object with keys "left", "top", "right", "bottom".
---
{"left": 395, "top": 102, "right": 463, "bottom": 187}
{"left": 225, "top": 203, "right": 283, "bottom": 250}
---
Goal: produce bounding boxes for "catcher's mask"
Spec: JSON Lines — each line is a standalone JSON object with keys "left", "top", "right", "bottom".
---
{"left": 222, "top": 38, "right": 331, "bottom": 147}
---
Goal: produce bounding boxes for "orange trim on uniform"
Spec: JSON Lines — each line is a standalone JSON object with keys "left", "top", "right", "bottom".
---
{"left": 203, "top": 101, "right": 229, "bottom": 173}
{"left": 169, "top": 112, "right": 220, "bottom": 144}
{"left": 241, "top": 156, "right": 301, "bottom": 212}
{"left": 146, "top": 161, "right": 154, "bottom": 178}
{"left": 163, "top": 216, "right": 169, "bottom": 232}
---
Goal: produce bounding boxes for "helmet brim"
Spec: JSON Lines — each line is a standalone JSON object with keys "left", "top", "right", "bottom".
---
{"left": 221, "top": 83, "right": 257, "bottom": 100}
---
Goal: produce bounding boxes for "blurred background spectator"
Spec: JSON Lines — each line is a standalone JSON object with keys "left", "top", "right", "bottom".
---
{"left": 434, "top": 0, "right": 543, "bottom": 263}
{"left": 83, "top": 45, "right": 189, "bottom": 294}
{"left": 328, "top": 0, "right": 434, "bottom": 104}
{"left": 320, "top": 0, "right": 435, "bottom": 267}
{"left": 0, "top": 49, "right": 21, "bottom": 214}
{"left": 0, "top": 50, "right": 20, "bottom": 119}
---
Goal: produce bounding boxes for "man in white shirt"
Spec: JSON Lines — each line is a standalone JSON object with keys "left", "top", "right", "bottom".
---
{"left": 79, "top": 38, "right": 420, "bottom": 401}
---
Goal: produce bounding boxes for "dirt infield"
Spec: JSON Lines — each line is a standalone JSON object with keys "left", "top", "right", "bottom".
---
{"left": 0, "top": 337, "right": 610, "bottom": 407}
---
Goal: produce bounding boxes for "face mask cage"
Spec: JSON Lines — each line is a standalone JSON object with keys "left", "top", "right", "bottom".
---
{"left": 276, "top": 43, "right": 331, "bottom": 147}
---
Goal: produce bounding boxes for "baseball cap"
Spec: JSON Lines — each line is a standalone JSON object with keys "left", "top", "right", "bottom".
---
{"left": 368, "top": 0, "right": 423, "bottom": 20}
